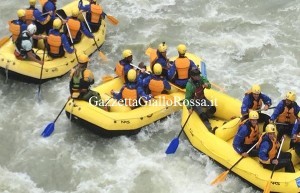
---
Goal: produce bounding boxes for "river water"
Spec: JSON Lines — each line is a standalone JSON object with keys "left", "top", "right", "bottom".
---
{"left": 0, "top": 0, "right": 299, "bottom": 193}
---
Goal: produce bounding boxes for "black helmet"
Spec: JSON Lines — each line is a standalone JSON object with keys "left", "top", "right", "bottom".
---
{"left": 190, "top": 68, "right": 201, "bottom": 77}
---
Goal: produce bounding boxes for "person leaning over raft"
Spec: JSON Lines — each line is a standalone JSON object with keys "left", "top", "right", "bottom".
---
{"left": 111, "top": 69, "right": 152, "bottom": 109}
{"left": 269, "top": 91, "right": 300, "bottom": 142}
{"left": 47, "top": 18, "right": 74, "bottom": 58}
{"left": 185, "top": 68, "right": 216, "bottom": 132}
{"left": 14, "top": 24, "right": 46, "bottom": 65}
{"left": 258, "top": 124, "right": 295, "bottom": 173}
{"left": 233, "top": 111, "right": 260, "bottom": 157}
{"left": 241, "top": 84, "right": 272, "bottom": 131}
{"left": 69, "top": 54, "right": 108, "bottom": 111}
{"left": 78, "top": 0, "right": 105, "bottom": 33}
{"left": 168, "top": 44, "right": 197, "bottom": 88}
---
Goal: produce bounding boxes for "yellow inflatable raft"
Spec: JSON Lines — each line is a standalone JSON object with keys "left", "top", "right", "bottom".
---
{"left": 64, "top": 53, "right": 204, "bottom": 137}
{"left": 181, "top": 89, "right": 300, "bottom": 193}
{"left": 0, "top": 0, "right": 106, "bottom": 83}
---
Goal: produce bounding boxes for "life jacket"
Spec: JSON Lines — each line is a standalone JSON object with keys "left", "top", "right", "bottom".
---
{"left": 8, "top": 20, "right": 21, "bottom": 42}
{"left": 277, "top": 100, "right": 297, "bottom": 124}
{"left": 70, "top": 68, "right": 94, "bottom": 98}
{"left": 88, "top": 4, "right": 102, "bottom": 24}
{"left": 150, "top": 51, "right": 158, "bottom": 68}
{"left": 258, "top": 135, "right": 278, "bottom": 164}
{"left": 245, "top": 91, "right": 262, "bottom": 111}
{"left": 149, "top": 77, "right": 164, "bottom": 96}
{"left": 115, "top": 61, "right": 125, "bottom": 82}
{"left": 175, "top": 57, "right": 190, "bottom": 79}
{"left": 244, "top": 122, "right": 259, "bottom": 144}
{"left": 67, "top": 18, "right": 81, "bottom": 39}
{"left": 122, "top": 87, "right": 138, "bottom": 107}
{"left": 194, "top": 81, "right": 205, "bottom": 100}
{"left": 15, "top": 31, "right": 31, "bottom": 57}
{"left": 47, "top": 33, "right": 62, "bottom": 55}
{"left": 25, "top": 8, "right": 34, "bottom": 22}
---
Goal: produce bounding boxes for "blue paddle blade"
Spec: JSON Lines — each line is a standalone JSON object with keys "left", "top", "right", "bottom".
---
{"left": 165, "top": 137, "right": 179, "bottom": 154}
{"left": 201, "top": 61, "right": 207, "bottom": 78}
{"left": 41, "top": 122, "right": 55, "bottom": 137}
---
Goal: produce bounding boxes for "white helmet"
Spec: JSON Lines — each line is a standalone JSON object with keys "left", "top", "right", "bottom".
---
{"left": 27, "top": 24, "right": 37, "bottom": 35}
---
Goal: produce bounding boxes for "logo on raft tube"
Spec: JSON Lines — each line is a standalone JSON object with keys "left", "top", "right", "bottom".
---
{"left": 89, "top": 96, "right": 218, "bottom": 107}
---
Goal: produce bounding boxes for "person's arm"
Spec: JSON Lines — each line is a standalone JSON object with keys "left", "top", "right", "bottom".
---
{"left": 241, "top": 95, "right": 251, "bottom": 115}
{"left": 61, "top": 34, "right": 74, "bottom": 53}
{"left": 78, "top": 2, "right": 90, "bottom": 12}
{"left": 258, "top": 141, "right": 271, "bottom": 164}
{"left": 201, "top": 76, "right": 211, "bottom": 89}
{"left": 33, "top": 9, "right": 50, "bottom": 24}
{"left": 270, "top": 101, "right": 284, "bottom": 121}
{"left": 261, "top": 93, "right": 272, "bottom": 106}
{"left": 233, "top": 125, "right": 248, "bottom": 154}
{"left": 163, "top": 79, "right": 171, "bottom": 91}
{"left": 167, "top": 64, "right": 176, "bottom": 80}
{"left": 137, "top": 86, "right": 151, "bottom": 101}
{"left": 80, "top": 22, "right": 94, "bottom": 38}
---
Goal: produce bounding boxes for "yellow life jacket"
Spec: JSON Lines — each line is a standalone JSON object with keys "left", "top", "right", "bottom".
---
{"left": 244, "top": 124, "right": 259, "bottom": 144}
{"left": 90, "top": 4, "right": 103, "bottom": 23}
{"left": 115, "top": 62, "right": 125, "bottom": 82}
{"left": 47, "top": 34, "right": 62, "bottom": 54}
{"left": 122, "top": 87, "right": 138, "bottom": 107}
{"left": 150, "top": 50, "right": 158, "bottom": 68}
{"left": 149, "top": 78, "right": 164, "bottom": 96}
{"left": 8, "top": 21, "right": 21, "bottom": 42}
{"left": 277, "top": 106, "right": 297, "bottom": 124}
{"left": 175, "top": 57, "right": 190, "bottom": 79}
{"left": 67, "top": 19, "right": 81, "bottom": 39}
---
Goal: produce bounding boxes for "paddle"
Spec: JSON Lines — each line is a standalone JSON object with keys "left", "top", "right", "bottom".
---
{"left": 41, "top": 100, "right": 69, "bottom": 137}
{"left": 263, "top": 136, "right": 285, "bottom": 193}
{"left": 0, "top": 35, "right": 12, "bottom": 48}
{"left": 81, "top": 12, "right": 107, "bottom": 61}
{"left": 56, "top": 13, "right": 79, "bottom": 62}
{"left": 37, "top": 40, "right": 46, "bottom": 100}
{"left": 165, "top": 111, "right": 193, "bottom": 154}
{"left": 210, "top": 141, "right": 259, "bottom": 185}
{"left": 103, "top": 12, "right": 119, "bottom": 26}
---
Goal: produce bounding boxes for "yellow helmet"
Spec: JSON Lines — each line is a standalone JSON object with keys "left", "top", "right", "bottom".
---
{"left": 251, "top": 84, "right": 261, "bottom": 94}
{"left": 177, "top": 44, "right": 187, "bottom": 54}
{"left": 78, "top": 54, "right": 90, "bottom": 64}
{"left": 286, "top": 91, "right": 296, "bottom": 102}
{"left": 17, "top": 9, "right": 26, "bottom": 18}
{"left": 122, "top": 49, "right": 132, "bottom": 59}
{"left": 153, "top": 63, "right": 162, "bottom": 75}
{"left": 72, "top": 7, "right": 80, "bottom": 17}
{"left": 127, "top": 69, "right": 136, "bottom": 82}
{"left": 158, "top": 42, "right": 167, "bottom": 53}
{"left": 265, "top": 124, "right": 276, "bottom": 133}
{"left": 298, "top": 112, "right": 300, "bottom": 118}
{"left": 249, "top": 111, "right": 259, "bottom": 120}
{"left": 29, "top": 0, "right": 36, "bottom": 6}
{"left": 53, "top": 19, "right": 62, "bottom": 29}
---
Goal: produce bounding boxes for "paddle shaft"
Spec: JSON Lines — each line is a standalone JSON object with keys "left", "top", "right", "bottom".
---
{"left": 81, "top": 12, "right": 100, "bottom": 50}
{"left": 56, "top": 13, "right": 79, "bottom": 62}
{"left": 38, "top": 40, "right": 46, "bottom": 93}
{"left": 177, "top": 111, "right": 193, "bottom": 138}
{"left": 53, "top": 101, "right": 69, "bottom": 123}
{"left": 270, "top": 137, "right": 285, "bottom": 179}
{"left": 229, "top": 141, "right": 259, "bottom": 171}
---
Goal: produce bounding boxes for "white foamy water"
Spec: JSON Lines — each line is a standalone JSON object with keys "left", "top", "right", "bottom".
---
{"left": 0, "top": 0, "right": 299, "bottom": 193}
